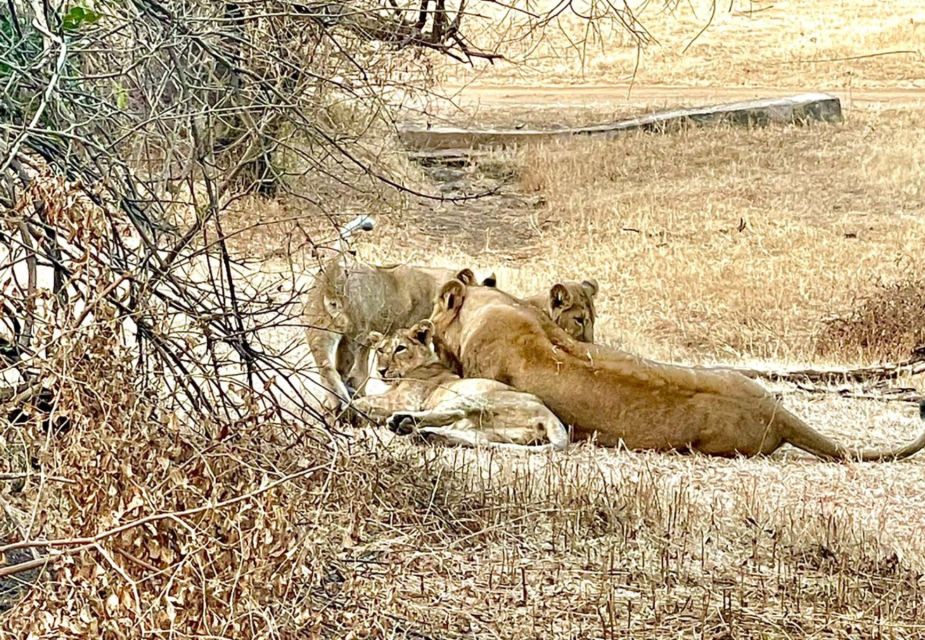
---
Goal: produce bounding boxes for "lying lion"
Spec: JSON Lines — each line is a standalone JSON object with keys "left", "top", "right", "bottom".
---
{"left": 304, "top": 216, "right": 597, "bottom": 411}
{"left": 429, "top": 279, "right": 925, "bottom": 461}
{"left": 351, "top": 321, "right": 569, "bottom": 450}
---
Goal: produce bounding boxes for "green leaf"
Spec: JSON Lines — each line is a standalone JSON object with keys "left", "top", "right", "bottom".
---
{"left": 62, "top": 5, "right": 101, "bottom": 32}
{"left": 115, "top": 83, "right": 128, "bottom": 110}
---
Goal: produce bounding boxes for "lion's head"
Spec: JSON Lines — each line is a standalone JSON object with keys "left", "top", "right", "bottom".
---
{"left": 547, "top": 280, "right": 598, "bottom": 343}
{"left": 367, "top": 321, "right": 439, "bottom": 380}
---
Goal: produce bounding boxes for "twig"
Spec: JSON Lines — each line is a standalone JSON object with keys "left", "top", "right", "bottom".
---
{"left": 0, "top": 3, "right": 68, "bottom": 173}
{"left": 0, "top": 555, "right": 51, "bottom": 579}
{"left": 0, "top": 473, "right": 76, "bottom": 485}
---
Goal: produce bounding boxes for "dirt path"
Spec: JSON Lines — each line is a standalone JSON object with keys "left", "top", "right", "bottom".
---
{"left": 442, "top": 83, "right": 925, "bottom": 110}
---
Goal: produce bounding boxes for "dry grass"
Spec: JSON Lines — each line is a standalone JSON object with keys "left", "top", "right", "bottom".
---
{"left": 325, "top": 408, "right": 925, "bottom": 638}
{"left": 377, "top": 108, "right": 925, "bottom": 366}
{"left": 817, "top": 277, "right": 925, "bottom": 362}
{"left": 164, "top": 100, "right": 925, "bottom": 638}
{"left": 285, "top": 101, "right": 925, "bottom": 636}
{"left": 442, "top": 0, "right": 925, "bottom": 90}
{"left": 359, "top": 109, "right": 925, "bottom": 366}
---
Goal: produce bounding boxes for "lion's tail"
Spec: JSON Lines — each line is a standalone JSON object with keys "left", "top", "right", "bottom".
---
{"left": 337, "top": 215, "right": 375, "bottom": 253}
{"left": 777, "top": 400, "right": 925, "bottom": 462}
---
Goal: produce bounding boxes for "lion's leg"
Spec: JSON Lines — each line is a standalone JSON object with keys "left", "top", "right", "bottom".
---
{"left": 352, "top": 388, "right": 419, "bottom": 424}
{"left": 347, "top": 342, "right": 370, "bottom": 391}
{"left": 386, "top": 408, "right": 468, "bottom": 434}
{"left": 336, "top": 338, "right": 358, "bottom": 395}
{"left": 416, "top": 423, "right": 485, "bottom": 447}
{"left": 307, "top": 327, "right": 350, "bottom": 411}
{"left": 414, "top": 423, "right": 561, "bottom": 452}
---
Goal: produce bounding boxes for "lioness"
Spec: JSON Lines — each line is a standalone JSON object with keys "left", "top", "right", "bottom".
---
{"left": 305, "top": 216, "right": 593, "bottom": 411}
{"left": 523, "top": 279, "right": 597, "bottom": 343}
{"left": 352, "top": 321, "right": 569, "bottom": 450}
{"left": 429, "top": 279, "right": 925, "bottom": 461}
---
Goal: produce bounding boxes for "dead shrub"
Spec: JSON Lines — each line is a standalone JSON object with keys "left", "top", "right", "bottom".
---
{"left": 815, "top": 277, "right": 925, "bottom": 362}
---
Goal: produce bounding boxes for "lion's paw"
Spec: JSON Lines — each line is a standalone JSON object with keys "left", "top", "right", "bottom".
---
{"left": 387, "top": 413, "right": 417, "bottom": 435}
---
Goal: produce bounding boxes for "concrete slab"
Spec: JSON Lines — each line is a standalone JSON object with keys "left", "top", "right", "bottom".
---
{"left": 399, "top": 92, "right": 843, "bottom": 152}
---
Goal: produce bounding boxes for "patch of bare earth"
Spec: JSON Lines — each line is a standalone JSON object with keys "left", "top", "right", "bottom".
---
{"left": 399, "top": 155, "right": 552, "bottom": 259}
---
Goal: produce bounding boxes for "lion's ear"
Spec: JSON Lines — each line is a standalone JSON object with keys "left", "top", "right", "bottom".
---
{"left": 582, "top": 278, "right": 599, "bottom": 298}
{"left": 549, "top": 283, "right": 573, "bottom": 310}
{"left": 411, "top": 320, "right": 434, "bottom": 346}
{"left": 439, "top": 280, "right": 466, "bottom": 313}
{"left": 481, "top": 272, "right": 497, "bottom": 288}
{"left": 455, "top": 269, "right": 476, "bottom": 285}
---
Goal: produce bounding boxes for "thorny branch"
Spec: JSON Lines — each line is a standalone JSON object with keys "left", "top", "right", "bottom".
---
{"left": 0, "top": 0, "right": 652, "bottom": 428}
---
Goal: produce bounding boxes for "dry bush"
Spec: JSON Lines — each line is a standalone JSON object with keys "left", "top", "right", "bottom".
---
{"left": 816, "top": 277, "right": 925, "bottom": 362}
{"left": 0, "top": 166, "right": 333, "bottom": 634}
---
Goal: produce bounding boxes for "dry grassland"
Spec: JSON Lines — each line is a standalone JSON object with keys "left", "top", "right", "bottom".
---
{"left": 211, "top": 3, "right": 925, "bottom": 637}
{"left": 233, "top": 110, "right": 925, "bottom": 636}
{"left": 443, "top": 0, "right": 925, "bottom": 89}
{"left": 353, "top": 109, "right": 925, "bottom": 367}
{"left": 6, "top": 3, "right": 925, "bottom": 638}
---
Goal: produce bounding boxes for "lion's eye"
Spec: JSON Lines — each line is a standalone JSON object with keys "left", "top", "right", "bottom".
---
{"left": 574, "top": 318, "right": 584, "bottom": 326}
{"left": 394, "top": 345, "right": 407, "bottom": 355}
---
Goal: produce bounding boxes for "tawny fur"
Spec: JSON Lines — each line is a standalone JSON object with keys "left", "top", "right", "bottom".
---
{"left": 304, "top": 252, "right": 467, "bottom": 409}
{"left": 522, "top": 279, "right": 598, "bottom": 343}
{"left": 305, "top": 218, "right": 593, "bottom": 409}
{"left": 429, "top": 280, "right": 925, "bottom": 461}
{"left": 352, "top": 321, "right": 569, "bottom": 451}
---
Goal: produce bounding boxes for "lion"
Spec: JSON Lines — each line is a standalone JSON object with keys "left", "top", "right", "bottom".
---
{"left": 428, "top": 279, "right": 925, "bottom": 461}
{"left": 304, "top": 252, "right": 489, "bottom": 411}
{"left": 305, "top": 216, "right": 595, "bottom": 411}
{"left": 523, "top": 279, "right": 597, "bottom": 342}
{"left": 351, "top": 321, "right": 569, "bottom": 450}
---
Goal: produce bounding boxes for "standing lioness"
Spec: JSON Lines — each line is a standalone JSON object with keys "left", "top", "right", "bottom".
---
{"left": 304, "top": 256, "right": 474, "bottom": 410}
{"left": 351, "top": 321, "right": 569, "bottom": 450}
{"left": 429, "top": 279, "right": 925, "bottom": 461}
{"left": 304, "top": 217, "right": 496, "bottom": 410}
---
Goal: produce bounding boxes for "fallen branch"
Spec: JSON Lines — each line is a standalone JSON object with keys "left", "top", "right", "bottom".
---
{"left": 0, "top": 472, "right": 76, "bottom": 485}
{"left": 792, "top": 383, "right": 923, "bottom": 405}
{"left": 0, "top": 555, "right": 50, "bottom": 579}
{"left": 715, "top": 354, "right": 925, "bottom": 385}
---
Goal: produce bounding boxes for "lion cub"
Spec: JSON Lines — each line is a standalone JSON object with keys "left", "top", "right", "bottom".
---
{"left": 523, "top": 279, "right": 598, "bottom": 343}
{"left": 351, "top": 321, "right": 569, "bottom": 451}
